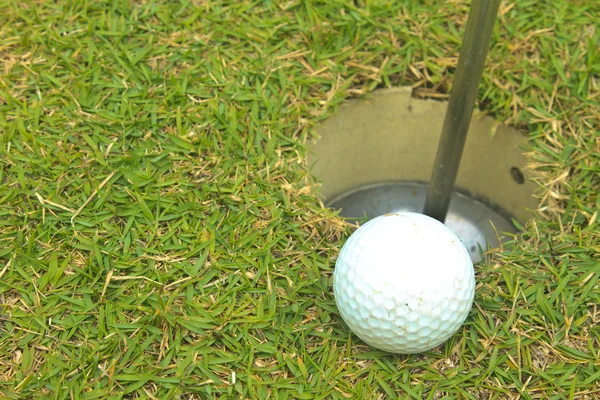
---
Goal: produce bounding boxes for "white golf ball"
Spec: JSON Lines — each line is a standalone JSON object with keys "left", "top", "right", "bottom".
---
{"left": 333, "top": 212, "right": 475, "bottom": 354}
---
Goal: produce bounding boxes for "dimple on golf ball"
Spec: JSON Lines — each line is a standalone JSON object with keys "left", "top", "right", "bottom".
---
{"left": 333, "top": 212, "right": 475, "bottom": 354}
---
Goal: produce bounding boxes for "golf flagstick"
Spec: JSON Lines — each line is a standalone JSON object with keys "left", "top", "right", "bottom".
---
{"left": 423, "top": 0, "right": 501, "bottom": 222}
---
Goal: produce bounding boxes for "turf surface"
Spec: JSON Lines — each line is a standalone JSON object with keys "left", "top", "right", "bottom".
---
{"left": 0, "top": 0, "right": 599, "bottom": 398}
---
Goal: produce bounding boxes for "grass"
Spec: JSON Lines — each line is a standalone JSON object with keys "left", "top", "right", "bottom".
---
{"left": 0, "top": 0, "right": 598, "bottom": 398}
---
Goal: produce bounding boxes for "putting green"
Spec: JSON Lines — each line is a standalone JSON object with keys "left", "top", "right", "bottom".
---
{"left": 0, "top": 1, "right": 598, "bottom": 398}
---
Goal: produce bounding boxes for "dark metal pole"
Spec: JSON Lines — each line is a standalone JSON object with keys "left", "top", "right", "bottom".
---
{"left": 423, "top": 0, "right": 501, "bottom": 222}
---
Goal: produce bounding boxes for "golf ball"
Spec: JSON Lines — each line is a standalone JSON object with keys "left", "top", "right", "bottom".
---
{"left": 333, "top": 212, "right": 475, "bottom": 354}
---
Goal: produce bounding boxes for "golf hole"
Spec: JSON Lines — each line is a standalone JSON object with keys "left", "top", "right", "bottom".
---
{"left": 309, "top": 88, "right": 538, "bottom": 263}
